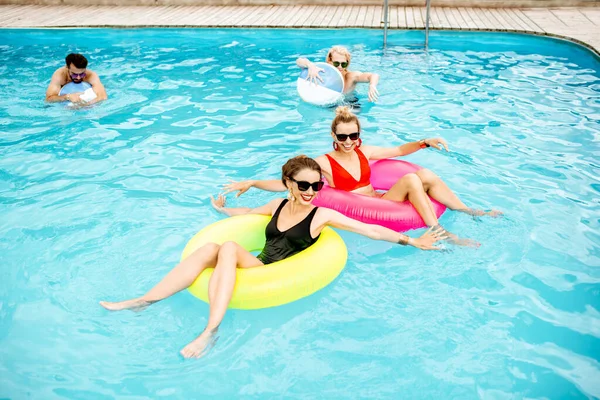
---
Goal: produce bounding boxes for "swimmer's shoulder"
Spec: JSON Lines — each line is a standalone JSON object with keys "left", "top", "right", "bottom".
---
{"left": 315, "top": 153, "right": 331, "bottom": 165}
{"left": 345, "top": 70, "right": 362, "bottom": 82}
{"left": 85, "top": 69, "right": 101, "bottom": 83}
{"left": 315, "top": 154, "right": 334, "bottom": 171}
{"left": 51, "top": 66, "right": 68, "bottom": 83}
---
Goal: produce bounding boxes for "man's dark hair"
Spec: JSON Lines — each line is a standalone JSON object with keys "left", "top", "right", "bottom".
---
{"left": 65, "top": 53, "right": 88, "bottom": 69}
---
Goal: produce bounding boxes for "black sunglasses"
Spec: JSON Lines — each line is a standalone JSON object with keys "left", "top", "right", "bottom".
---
{"left": 290, "top": 178, "right": 324, "bottom": 192}
{"left": 332, "top": 61, "right": 349, "bottom": 68}
{"left": 69, "top": 70, "right": 86, "bottom": 79}
{"left": 335, "top": 132, "right": 360, "bottom": 142}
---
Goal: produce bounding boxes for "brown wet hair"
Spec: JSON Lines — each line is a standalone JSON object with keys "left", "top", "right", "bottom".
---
{"left": 281, "top": 155, "right": 322, "bottom": 186}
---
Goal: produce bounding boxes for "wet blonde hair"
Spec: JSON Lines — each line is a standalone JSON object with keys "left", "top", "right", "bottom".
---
{"left": 281, "top": 155, "right": 322, "bottom": 186}
{"left": 331, "top": 106, "right": 361, "bottom": 134}
{"left": 326, "top": 46, "right": 352, "bottom": 65}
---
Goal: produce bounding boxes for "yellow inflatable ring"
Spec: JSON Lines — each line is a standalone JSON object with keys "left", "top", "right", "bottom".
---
{"left": 181, "top": 214, "right": 348, "bottom": 309}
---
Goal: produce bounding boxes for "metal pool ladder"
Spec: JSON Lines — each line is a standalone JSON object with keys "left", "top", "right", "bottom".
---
{"left": 383, "top": 0, "right": 432, "bottom": 48}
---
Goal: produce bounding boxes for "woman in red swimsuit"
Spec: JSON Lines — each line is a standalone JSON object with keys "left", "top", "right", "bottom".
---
{"left": 224, "top": 107, "right": 501, "bottom": 245}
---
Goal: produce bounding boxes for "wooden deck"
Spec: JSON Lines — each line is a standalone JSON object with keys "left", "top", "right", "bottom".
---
{"left": 0, "top": 5, "right": 598, "bottom": 54}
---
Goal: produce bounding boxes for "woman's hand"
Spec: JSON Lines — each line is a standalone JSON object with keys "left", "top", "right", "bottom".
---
{"left": 307, "top": 64, "right": 324, "bottom": 84}
{"left": 210, "top": 194, "right": 227, "bottom": 214}
{"left": 409, "top": 226, "right": 447, "bottom": 250}
{"left": 368, "top": 84, "right": 379, "bottom": 102}
{"left": 425, "top": 137, "right": 449, "bottom": 152}
{"left": 222, "top": 180, "right": 254, "bottom": 197}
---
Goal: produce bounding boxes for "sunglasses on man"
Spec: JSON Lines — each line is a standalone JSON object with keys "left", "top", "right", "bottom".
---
{"left": 335, "top": 132, "right": 360, "bottom": 142}
{"left": 332, "top": 61, "right": 349, "bottom": 69}
{"left": 290, "top": 178, "right": 324, "bottom": 192}
{"left": 69, "top": 70, "right": 87, "bottom": 79}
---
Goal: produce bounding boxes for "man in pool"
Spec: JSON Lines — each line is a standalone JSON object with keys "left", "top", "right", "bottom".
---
{"left": 297, "top": 45, "right": 380, "bottom": 102}
{"left": 45, "top": 53, "right": 108, "bottom": 104}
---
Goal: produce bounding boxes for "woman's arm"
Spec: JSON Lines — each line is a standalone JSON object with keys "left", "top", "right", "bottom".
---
{"left": 316, "top": 208, "right": 445, "bottom": 250}
{"left": 362, "top": 138, "right": 450, "bottom": 160}
{"left": 296, "top": 57, "right": 312, "bottom": 69}
{"left": 352, "top": 71, "right": 380, "bottom": 102}
{"left": 210, "top": 195, "right": 282, "bottom": 217}
{"left": 222, "top": 179, "right": 287, "bottom": 198}
{"left": 296, "top": 57, "right": 324, "bottom": 84}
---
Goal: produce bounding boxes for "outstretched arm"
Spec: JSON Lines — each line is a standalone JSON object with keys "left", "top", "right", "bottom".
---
{"left": 222, "top": 179, "right": 287, "bottom": 198}
{"left": 362, "top": 138, "right": 450, "bottom": 160}
{"left": 317, "top": 208, "right": 445, "bottom": 250}
{"left": 210, "top": 194, "right": 282, "bottom": 217}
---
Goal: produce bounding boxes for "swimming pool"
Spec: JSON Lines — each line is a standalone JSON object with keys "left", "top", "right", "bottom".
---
{"left": 0, "top": 28, "right": 598, "bottom": 398}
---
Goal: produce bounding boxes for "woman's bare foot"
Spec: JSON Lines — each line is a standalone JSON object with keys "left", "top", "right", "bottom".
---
{"left": 180, "top": 328, "right": 219, "bottom": 359}
{"left": 441, "top": 229, "right": 480, "bottom": 248}
{"left": 484, "top": 209, "right": 503, "bottom": 217}
{"left": 460, "top": 208, "right": 503, "bottom": 218}
{"left": 99, "top": 298, "right": 153, "bottom": 312}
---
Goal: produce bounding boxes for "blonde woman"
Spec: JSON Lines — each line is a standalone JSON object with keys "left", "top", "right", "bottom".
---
{"left": 297, "top": 45, "right": 380, "bottom": 102}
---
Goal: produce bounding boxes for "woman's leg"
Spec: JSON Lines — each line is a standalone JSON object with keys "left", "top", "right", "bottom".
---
{"left": 416, "top": 169, "right": 502, "bottom": 217}
{"left": 180, "top": 241, "right": 263, "bottom": 359}
{"left": 382, "top": 173, "right": 479, "bottom": 247}
{"left": 99, "top": 242, "right": 221, "bottom": 311}
{"left": 382, "top": 173, "right": 440, "bottom": 227}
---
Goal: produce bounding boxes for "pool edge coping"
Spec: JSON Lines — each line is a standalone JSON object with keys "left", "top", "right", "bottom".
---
{"left": 2, "top": 25, "right": 598, "bottom": 58}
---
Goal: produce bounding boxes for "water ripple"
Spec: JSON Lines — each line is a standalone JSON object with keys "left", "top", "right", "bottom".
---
{"left": 0, "top": 29, "right": 599, "bottom": 399}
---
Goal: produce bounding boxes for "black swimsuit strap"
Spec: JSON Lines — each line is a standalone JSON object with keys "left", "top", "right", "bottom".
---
{"left": 306, "top": 206, "right": 319, "bottom": 221}
{"left": 304, "top": 207, "right": 319, "bottom": 238}
{"left": 272, "top": 199, "right": 288, "bottom": 220}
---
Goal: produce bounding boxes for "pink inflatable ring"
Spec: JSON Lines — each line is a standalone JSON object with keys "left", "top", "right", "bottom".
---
{"left": 313, "top": 159, "right": 446, "bottom": 232}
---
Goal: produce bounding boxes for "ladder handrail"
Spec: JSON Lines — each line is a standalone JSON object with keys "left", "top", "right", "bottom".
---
{"left": 425, "top": 0, "right": 431, "bottom": 48}
{"left": 383, "top": 0, "right": 389, "bottom": 47}
{"left": 383, "top": 0, "right": 432, "bottom": 49}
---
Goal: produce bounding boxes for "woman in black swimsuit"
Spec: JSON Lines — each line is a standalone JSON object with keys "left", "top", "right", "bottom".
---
{"left": 100, "top": 156, "right": 445, "bottom": 358}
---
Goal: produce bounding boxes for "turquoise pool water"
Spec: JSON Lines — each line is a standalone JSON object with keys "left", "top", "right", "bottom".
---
{"left": 0, "top": 29, "right": 598, "bottom": 398}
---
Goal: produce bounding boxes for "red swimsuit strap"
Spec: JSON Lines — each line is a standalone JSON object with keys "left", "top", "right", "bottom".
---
{"left": 325, "top": 148, "right": 371, "bottom": 191}
{"left": 355, "top": 148, "right": 371, "bottom": 186}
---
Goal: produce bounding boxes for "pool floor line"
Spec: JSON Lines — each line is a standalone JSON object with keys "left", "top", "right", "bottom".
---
{"left": 1, "top": 5, "right": 599, "bottom": 55}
